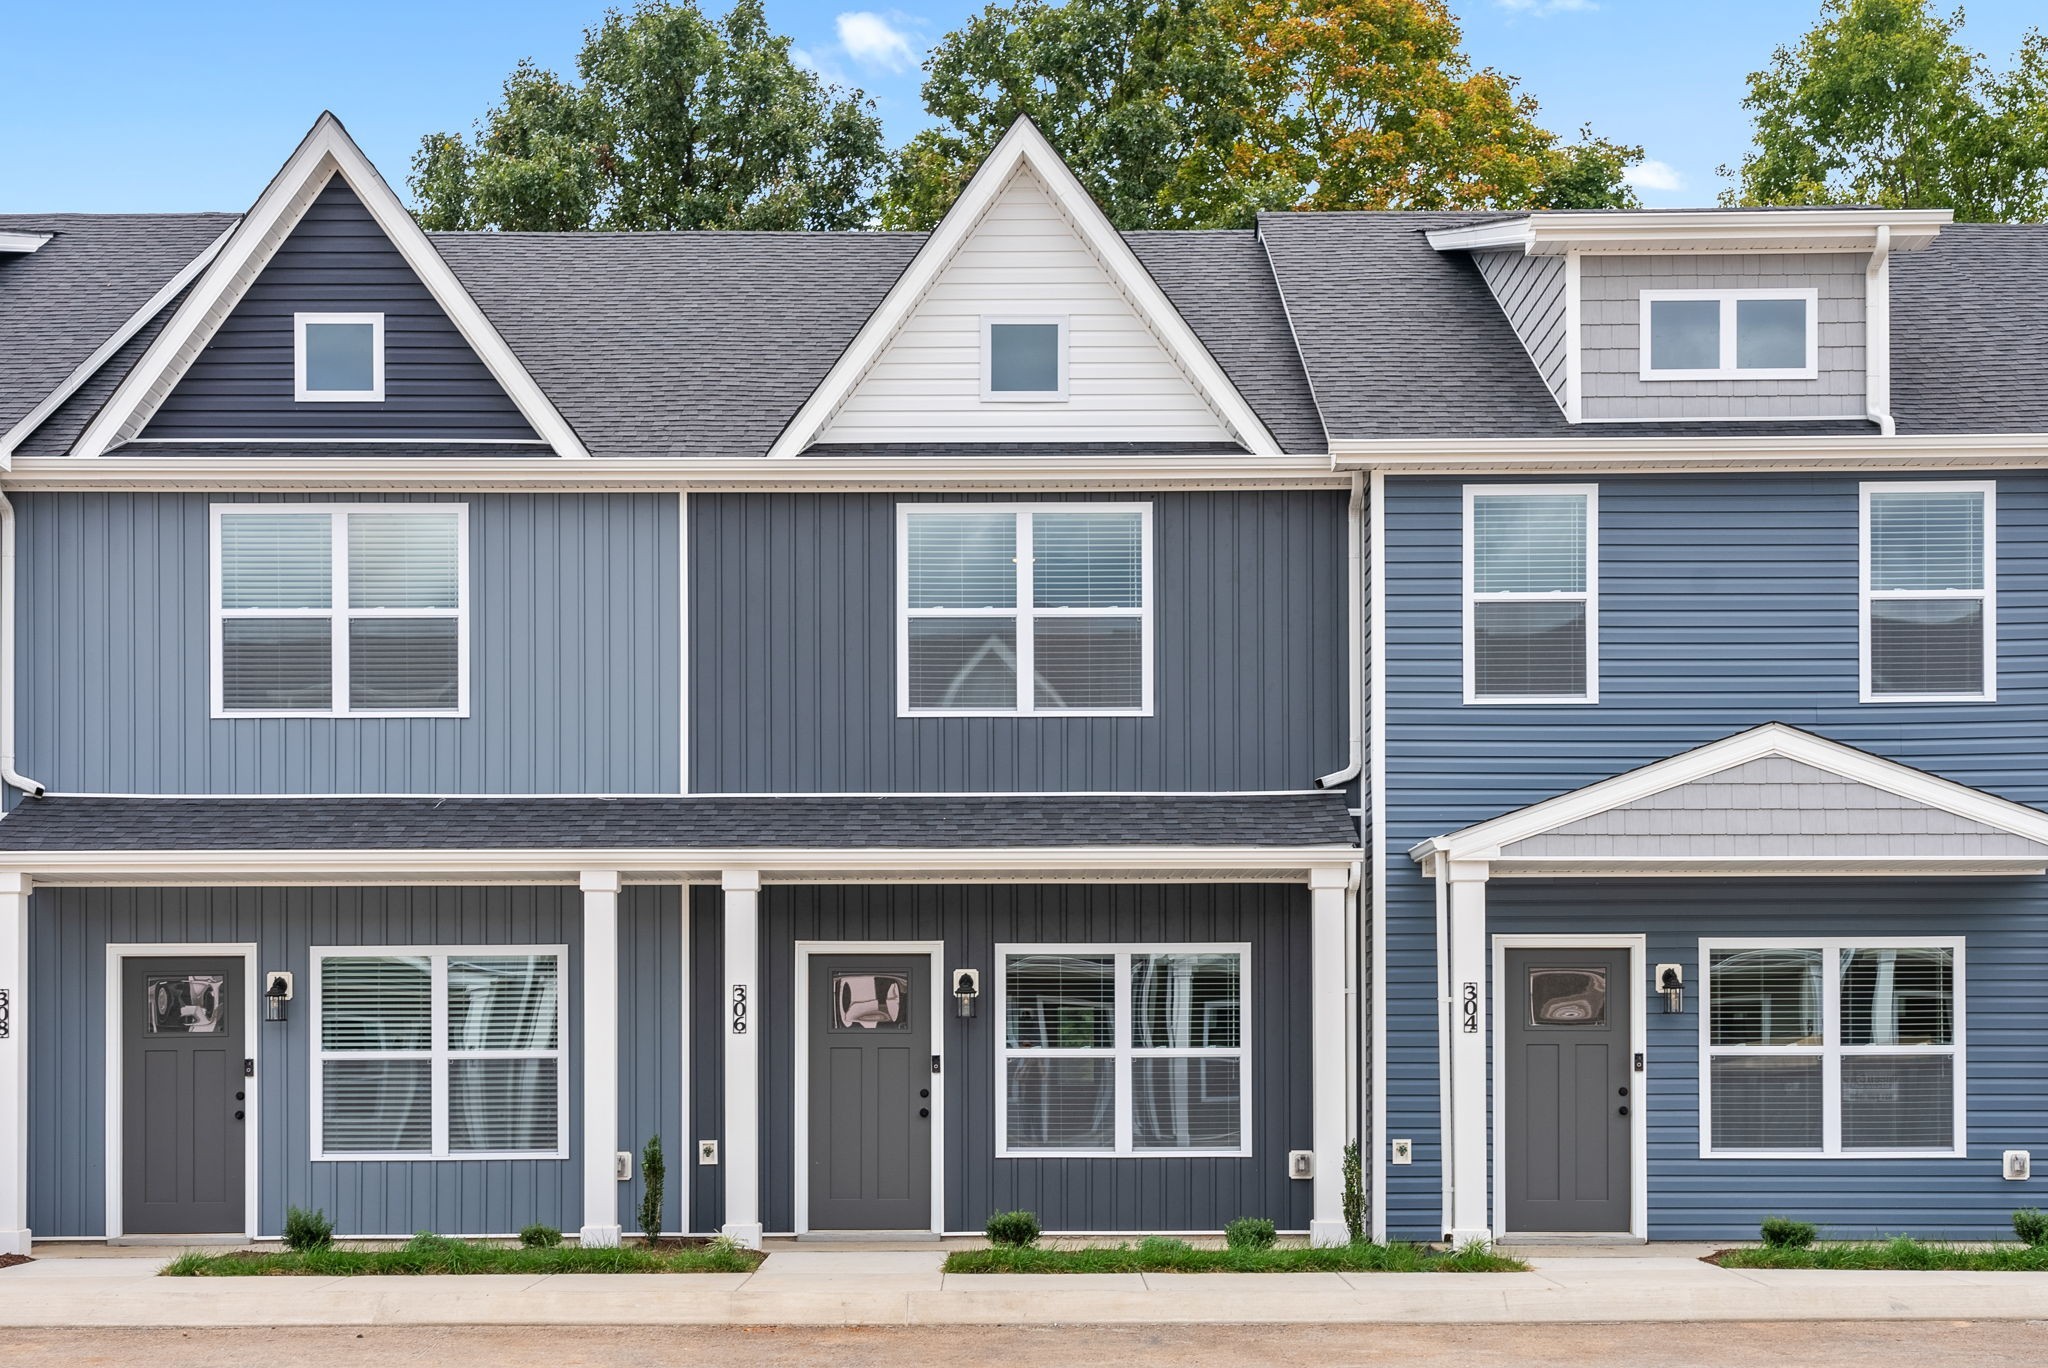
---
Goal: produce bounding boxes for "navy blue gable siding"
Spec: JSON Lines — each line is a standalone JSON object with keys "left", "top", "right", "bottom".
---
{"left": 143, "top": 177, "right": 536, "bottom": 440}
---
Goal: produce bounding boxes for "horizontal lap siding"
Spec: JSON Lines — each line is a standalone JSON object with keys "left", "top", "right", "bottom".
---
{"left": 14, "top": 491, "right": 679, "bottom": 795}
{"left": 688, "top": 490, "right": 1347, "bottom": 792}
{"left": 1382, "top": 471, "right": 2048, "bottom": 1240}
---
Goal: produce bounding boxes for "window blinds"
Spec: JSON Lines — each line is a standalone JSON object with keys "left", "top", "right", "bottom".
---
{"left": 1867, "top": 488, "right": 1989, "bottom": 698}
{"left": 1470, "top": 491, "right": 1592, "bottom": 700}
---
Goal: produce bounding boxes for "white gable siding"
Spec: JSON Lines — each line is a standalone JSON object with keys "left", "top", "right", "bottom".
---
{"left": 817, "top": 168, "right": 1237, "bottom": 445}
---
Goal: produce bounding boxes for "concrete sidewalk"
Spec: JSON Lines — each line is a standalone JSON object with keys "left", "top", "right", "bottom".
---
{"left": 3, "top": 1247, "right": 2044, "bottom": 1326}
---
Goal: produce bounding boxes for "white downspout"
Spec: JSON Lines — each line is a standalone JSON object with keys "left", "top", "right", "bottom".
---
{"left": 0, "top": 490, "right": 46, "bottom": 799}
{"left": 1317, "top": 472, "right": 1365, "bottom": 789}
{"left": 1866, "top": 226, "right": 1896, "bottom": 437}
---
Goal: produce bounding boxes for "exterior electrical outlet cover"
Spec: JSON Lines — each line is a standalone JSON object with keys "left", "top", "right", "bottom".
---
{"left": 2007, "top": 1150, "right": 2031, "bottom": 1181}
{"left": 699, "top": 1140, "right": 719, "bottom": 1166}
{"left": 614, "top": 1151, "right": 632, "bottom": 1181}
{"left": 1391, "top": 1139, "right": 1413, "bottom": 1165}
{"left": 1288, "top": 1149, "right": 1314, "bottom": 1180}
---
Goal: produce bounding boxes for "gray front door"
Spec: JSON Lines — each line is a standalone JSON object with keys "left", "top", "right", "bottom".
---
{"left": 1503, "top": 946, "right": 1632, "bottom": 1235}
{"left": 123, "top": 956, "right": 246, "bottom": 1234}
{"left": 808, "top": 953, "right": 932, "bottom": 1230}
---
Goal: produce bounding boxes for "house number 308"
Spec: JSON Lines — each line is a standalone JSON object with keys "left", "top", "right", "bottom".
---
{"left": 1460, "top": 982, "right": 1479, "bottom": 1034}
{"left": 730, "top": 984, "right": 748, "bottom": 1035}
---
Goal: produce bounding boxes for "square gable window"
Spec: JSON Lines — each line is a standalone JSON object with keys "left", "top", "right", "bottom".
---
{"left": 983, "top": 317, "right": 1067, "bottom": 400}
{"left": 295, "top": 312, "right": 385, "bottom": 402}
{"left": 1640, "top": 290, "right": 1817, "bottom": 381}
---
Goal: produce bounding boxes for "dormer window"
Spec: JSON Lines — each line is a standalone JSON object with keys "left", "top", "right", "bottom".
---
{"left": 295, "top": 312, "right": 385, "bottom": 402}
{"left": 1640, "top": 290, "right": 1816, "bottom": 381}
{"left": 982, "top": 316, "right": 1067, "bottom": 400}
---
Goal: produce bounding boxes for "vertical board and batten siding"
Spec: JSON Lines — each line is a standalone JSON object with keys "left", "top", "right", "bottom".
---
{"left": 13, "top": 491, "right": 679, "bottom": 796}
{"left": 687, "top": 888, "right": 726, "bottom": 1234}
{"left": 142, "top": 177, "right": 536, "bottom": 441}
{"left": 616, "top": 885, "right": 688, "bottom": 1235}
{"left": 817, "top": 167, "right": 1237, "bottom": 446}
{"left": 1380, "top": 470, "right": 2048, "bottom": 1241}
{"left": 1579, "top": 252, "right": 1866, "bottom": 421}
{"left": 1471, "top": 251, "right": 1568, "bottom": 409}
{"left": 26, "top": 885, "right": 584, "bottom": 1238}
{"left": 688, "top": 490, "right": 1348, "bottom": 793}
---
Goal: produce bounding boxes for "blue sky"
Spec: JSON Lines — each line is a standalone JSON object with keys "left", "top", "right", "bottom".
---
{"left": 4, "top": 0, "right": 2040, "bottom": 213}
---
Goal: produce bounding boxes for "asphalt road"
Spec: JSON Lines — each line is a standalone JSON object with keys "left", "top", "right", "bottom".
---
{"left": 3, "top": 1321, "right": 2044, "bottom": 1366}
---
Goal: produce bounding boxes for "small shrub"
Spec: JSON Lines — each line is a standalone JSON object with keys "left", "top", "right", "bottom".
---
{"left": 639, "top": 1135, "right": 667, "bottom": 1245}
{"left": 282, "top": 1206, "right": 334, "bottom": 1251}
{"left": 706, "top": 1233, "right": 746, "bottom": 1256}
{"left": 2014, "top": 1208, "right": 2048, "bottom": 1248}
{"left": 1225, "top": 1217, "right": 1277, "bottom": 1251}
{"left": 1135, "top": 1236, "right": 1193, "bottom": 1257}
{"left": 985, "top": 1210, "right": 1041, "bottom": 1248}
{"left": 1760, "top": 1216, "right": 1817, "bottom": 1249}
{"left": 1342, "top": 1139, "right": 1365, "bottom": 1244}
{"left": 519, "top": 1224, "right": 562, "bottom": 1249}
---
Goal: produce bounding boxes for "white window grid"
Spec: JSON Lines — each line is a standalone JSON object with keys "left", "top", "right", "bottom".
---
{"left": 1637, "top": 288, "right": 1820, "bottom": 381}
{"left": 309, "top": 944, "right": 570, "bottom": 1162}
{"left": 1462, "top": 483, "right": 1599, "bottom": 705}
{"left": 1858, "top": 480, "right": 1997, "bottom": 704}
{"left": 992, "top": 942, "right": 1251, "bottom": 1158}
{"left": 209, "top": 502, "right": 471, "bottom": 719}
{"left": 1698, "top": 936, "right": 1966, "bottom": 1160}
{"left": 979, "top": 314, "right": 1070, "bottom": 401}
{"left": 896, "top": 502, "right": 1154, "bottom": 717}
{"left": 294, "top": 311, "right": 386, "bottom": 402}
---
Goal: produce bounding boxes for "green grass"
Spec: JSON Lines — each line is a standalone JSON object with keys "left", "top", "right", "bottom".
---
{"left": 161, "top": 1232, "right": 763, "bottom": 1276}
{"left": 944, "top": 1237, "right": 1524, "bottom": 1274}
{"left": 1716, "top": 1236, "right": 2048, "bottom": 1272}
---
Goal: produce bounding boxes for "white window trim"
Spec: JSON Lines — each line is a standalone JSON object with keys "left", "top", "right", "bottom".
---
{"left": 210, "top": 501, "right": 471, "bottom": 719}
{"left": 993, "top": 941, "right": 1252, "bottom": 1159}
{"left": 1859, "top": 480, "right": 1997, "bottom": 704}
{"left": 1462, "top": 483, "right": 1599, "bottom": 705}
{"left": 896, "top": 501, "right": 1154, "bottom": 718}
{"left": 980, "top": 315, "right": 1069, "bottom": 402}
{"left": 1638, "top": 288, "right": 1820, "bottom": 381}
{"left": 310, "top": 944, "right": 570, "bottom": 1163}
{"left": 294, "top": 311, "right": 386, "bottom": 402}
{"left": 1698, "top": 936, "right": 1966, "bottom": 1160}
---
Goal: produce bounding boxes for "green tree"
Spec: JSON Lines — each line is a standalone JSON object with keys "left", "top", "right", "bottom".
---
{"left": 1721, "top": 0, "right": 2048, "bottom": 221}
{"left": 411, "top": 0, "right": 888, "bottom": 231}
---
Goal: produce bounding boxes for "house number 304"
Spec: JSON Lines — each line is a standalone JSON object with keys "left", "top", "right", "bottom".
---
{"left": 1460, "top": 982, "right": 1479, "bottom": 1034}
{"left": 730, "top": 984, "right": 748, "bottom": 1035}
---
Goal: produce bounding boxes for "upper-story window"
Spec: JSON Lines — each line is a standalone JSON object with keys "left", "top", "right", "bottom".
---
{"left": 1640, "top": 289, "right": 1817, "bottom": 380}
{"left": 1464, "top": 485, "right": 1597, "bottom": 704}
{"left": 295, "top": 311, "right": 385, "bottom": 402}
{"left": 1861, "top": 482, "right": 1995, "bottom": 703}
{"left": 982, "top": 316, "right": 1068, "bottom": 400}
{"left": 212, "top": 503, "right": 468, "bottom": 718}
{"left": 898, "top": 502, "right": 1151, "bottom": 716}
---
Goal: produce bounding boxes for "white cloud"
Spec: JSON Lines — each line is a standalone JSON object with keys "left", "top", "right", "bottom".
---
{"left": 1625, "top": 159, "right": 1686, "bottom": 194}
{"left": 836, "top": 11, "right": 918, "bottom": 73}
{"left": 1496, "top": 0, "right": 1597, "bottom": 15}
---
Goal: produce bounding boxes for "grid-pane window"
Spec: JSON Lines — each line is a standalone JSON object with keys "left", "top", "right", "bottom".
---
{"left": 1704, "top": 941, "right": 1962, "bottom": 1157}
{"left": 214, "top": 504, "right": 466, "bottom": 715}
{"left": 1864, "top": 485, "right": 1993, "bottom": 700}
{"left": 901, "top": 505, "right": 1150, "bottom": 715}
{"left": 315, "top": 947, "right": 564, "bottom": 1159}
{"left": 999, "top": 945, "right": 1248, "bottom": 1155}
{"left": 1467, "top": 487, "right": 1595, "bottom": 702}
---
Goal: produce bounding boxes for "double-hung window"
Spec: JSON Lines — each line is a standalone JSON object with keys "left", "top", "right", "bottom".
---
{"left": 313, "top": 946, "right": 567, "bottom": 1160}
{"left": 1861, "top": 482, "right": 1995, "bottom": 702}
{"left": 898, "top": 503, "right": 1152, "bottom": 715}
{"left": 1640, "top": 289, "right": 1817, "bottom": 380}
{"left": 1465, "top": 485, "right": 1597, "bottom": 703}
{"left": 996, "top": 944, "right": 1249, "bottom": 1156}
{"left": 212, "top": 503, "right": 468, "bottom": 717}
{"left": 1701, "top": 939, "right": 1964, "bottom": 1158}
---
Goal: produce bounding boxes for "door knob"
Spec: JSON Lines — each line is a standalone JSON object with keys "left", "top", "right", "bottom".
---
{"left": 920, "top": 1088, "right": 930, "bottom": 1099}
{"left": 1617, "top": 1086, "right": 1628, "bottom": 1097}
{"left": 236, "top": 1091, "right": 246, "bottom": 1102}
{"left": 919, "top": 1107, "right": 930, "bottom": 1119}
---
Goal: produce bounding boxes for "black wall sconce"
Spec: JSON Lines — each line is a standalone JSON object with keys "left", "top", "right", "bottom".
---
{"left": 952, "top": 968, "right": 981, "bottom": 1019}
{"left": 1656, "top": 963, "right": 1684, "bottom": 1014}
{"left": 264, "top": 971, "right": 295, "bottom": 1023}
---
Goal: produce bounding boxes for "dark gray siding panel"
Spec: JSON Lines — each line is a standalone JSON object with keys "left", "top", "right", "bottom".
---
{"left": 28, "top": 885, "right": 583, "bottom": 1239}
{"left": 144, "top": 178, "right": 536, "bottom": 440}
{"left": 753, "top": 883, "right": 1314, "bottom": 1234}
{"left": 689, "top": 491, "right": 1348, "bottom": 792}
{"left": 14, "top": 491, "right": 679, "bottom": 796}
{"left": 616, "top": 885, "right": 687, "bottom": 1234}
{"left": 688, "top": 886, "right": 725, "bottom": 1233}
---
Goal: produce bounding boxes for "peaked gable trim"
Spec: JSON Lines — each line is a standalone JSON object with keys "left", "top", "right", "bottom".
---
{"left": 1412, "top": 722, "right": 2048, "bottom": 865}
{"left": 767, "top": 118, "right": 1282, "bottom": 459}
{"left": 69, "top": 113, "right": 590, "bottom": 460}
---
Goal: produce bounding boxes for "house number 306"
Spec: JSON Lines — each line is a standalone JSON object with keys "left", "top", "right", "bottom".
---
{"left": 1460, "top": 982, "right": 1479, "bottom": 1034}
{"left": 730, "top": 984, "right": 749, "bottom": 1035}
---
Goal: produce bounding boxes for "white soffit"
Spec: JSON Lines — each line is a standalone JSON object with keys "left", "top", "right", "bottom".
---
{"left": 0, "top": 232, "right": 53, "bottom": 255}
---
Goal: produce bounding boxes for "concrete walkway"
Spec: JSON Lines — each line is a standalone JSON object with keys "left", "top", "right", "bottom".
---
{"left": 3, "top": 1247, "right": 2044, "bottom": 1326}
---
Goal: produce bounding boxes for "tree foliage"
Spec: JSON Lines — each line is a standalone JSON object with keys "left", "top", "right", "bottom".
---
{"left": 411, "top": 0, "right": 888, "bottom": 231}
{"left": 1721, "top": 0, "right": 2048, "bottom": 221}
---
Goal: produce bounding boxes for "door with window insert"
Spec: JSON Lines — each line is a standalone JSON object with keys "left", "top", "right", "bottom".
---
{"left": 808, "top": 954, "right": 932, "bottom": 1230}
{"left": 123, "top": 956, "right": 245, "bottom": 1234}
{"left": 1503, "top": 946, "right": 1633, "bottom": 1234}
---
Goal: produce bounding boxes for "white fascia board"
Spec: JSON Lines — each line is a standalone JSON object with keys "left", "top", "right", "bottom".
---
{"left": 68, "top": 112, "right": 591, "bottom": 459}
{"left": 1330, "top": 432, "right": 2048, "bottom": 473}
{"left": 765, "top": 116, "right": 1283, "bottom": 458}
{"left": 1489, "top": 857, "right": 2048, "bottom": 878}
{"left": 1427, "top": 210, "right": 1950, "bottom": 257}
{"left": 1423, "top": 220, "right": 1533, "bottom": 253}
{"left": 0, "top": 233, "right": 53, "bottom": 255}
{"left": 1410, "top": 722, "right": 2048, "bottom": 866}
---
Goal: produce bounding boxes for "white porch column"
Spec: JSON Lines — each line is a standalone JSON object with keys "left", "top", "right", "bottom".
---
{"left": 720, "top": 869, "right": 762, "bottom": 1249}
{"left": 0, "top": 872, "right": 27, "bottom": 1255}
{"left": 578, "top": 870, "right": 623, "bottom": 1248}
{"left": 1444, "top": 859, "right": 1492, "bottom": 1246}
{"left": 1308, "top": 864, "right": 1352, "bottom": 1247}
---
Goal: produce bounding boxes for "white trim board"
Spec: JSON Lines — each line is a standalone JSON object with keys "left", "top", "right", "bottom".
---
{"left": 103, "top": 942, "right": 262, "bottom": 1241}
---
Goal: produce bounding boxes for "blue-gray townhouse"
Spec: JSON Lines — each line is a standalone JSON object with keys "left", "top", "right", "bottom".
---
{"left": 0, "top": 112, "right": 2044, "bottom": 1256}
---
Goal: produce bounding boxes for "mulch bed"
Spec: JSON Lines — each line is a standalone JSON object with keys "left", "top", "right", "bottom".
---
{"left": 0, "top": 1254, "right": 32, "bottom": 1270}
